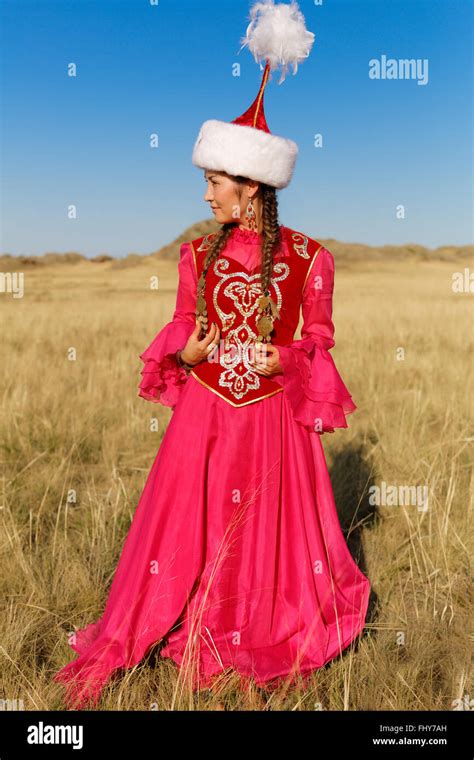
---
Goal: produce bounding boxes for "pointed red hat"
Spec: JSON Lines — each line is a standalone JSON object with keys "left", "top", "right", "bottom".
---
{"left": 192, "top": 0, "right": 315, "bottom": 189}
{"left": 232, "top": 59, "right": 272, "bottom": 133}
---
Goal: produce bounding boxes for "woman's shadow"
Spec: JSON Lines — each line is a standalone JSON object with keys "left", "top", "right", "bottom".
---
{"left": 328, "top": 436, "right": 380, "bottom": 628}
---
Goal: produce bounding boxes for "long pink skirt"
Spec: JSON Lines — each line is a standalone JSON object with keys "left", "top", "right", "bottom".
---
{"left": 53, "top": 374, "right": 371, "bottom": 709}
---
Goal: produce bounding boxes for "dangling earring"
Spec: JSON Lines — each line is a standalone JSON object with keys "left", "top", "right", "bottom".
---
{"left": 240, "top": 197, "right": 258, "bottom": 232}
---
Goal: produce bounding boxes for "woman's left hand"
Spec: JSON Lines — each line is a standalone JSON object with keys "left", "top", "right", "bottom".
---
{"left": 250, "top": 344, "right": 283, "bottom": 376}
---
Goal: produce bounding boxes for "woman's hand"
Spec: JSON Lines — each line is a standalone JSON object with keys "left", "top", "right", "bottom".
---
{"left": 250, "top": 344, "right": 283, "bottom": 377}
{"left": 180, "top": 319, "right": 221, "bottom": 366}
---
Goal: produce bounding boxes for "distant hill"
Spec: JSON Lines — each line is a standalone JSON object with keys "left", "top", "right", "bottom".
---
{"left": 0, "top": 218, "right": 472, "bottom": 271}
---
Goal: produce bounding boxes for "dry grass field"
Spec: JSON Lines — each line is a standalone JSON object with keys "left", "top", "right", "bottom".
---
{"left": 0, "top": 222, "right": 472, "bottom": 711}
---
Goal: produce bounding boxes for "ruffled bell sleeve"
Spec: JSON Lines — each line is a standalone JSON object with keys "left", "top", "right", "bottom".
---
{"left": 138, "top": 242, "right": 197, "bottom": 409}
{"left": 272, "top": 246, "right": 357, "bottom": 433}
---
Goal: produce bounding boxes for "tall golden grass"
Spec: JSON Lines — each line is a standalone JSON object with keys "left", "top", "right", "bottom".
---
{"left": 0, "top": 234, "right": 472, "bottom": 711}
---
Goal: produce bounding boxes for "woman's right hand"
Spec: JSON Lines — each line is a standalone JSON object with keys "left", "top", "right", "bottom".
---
{"left": 180, "top": 319, "right": 221, "bottom": 367}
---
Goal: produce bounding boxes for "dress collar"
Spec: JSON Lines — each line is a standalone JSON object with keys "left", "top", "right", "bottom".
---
{"left": 230, "top": 225, "right": 264, "bottom": 244}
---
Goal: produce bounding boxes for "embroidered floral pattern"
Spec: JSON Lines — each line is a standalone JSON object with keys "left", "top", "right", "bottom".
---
{"left": 291, "top": 232, "right": 310, "bottom": 259}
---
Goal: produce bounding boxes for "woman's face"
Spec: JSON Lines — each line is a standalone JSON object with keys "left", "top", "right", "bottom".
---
{"left": 203, "top": 170, "right": 255, "bottom": 224}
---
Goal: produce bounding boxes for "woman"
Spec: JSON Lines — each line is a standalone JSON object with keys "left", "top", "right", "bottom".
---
{"left": 53, "top": 0, "right": 371, "bottom": 709}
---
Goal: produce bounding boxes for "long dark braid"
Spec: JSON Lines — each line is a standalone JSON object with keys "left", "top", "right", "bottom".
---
{"left": 260, "top": 183, "right": 281, "bottom": 298}
{"left": 196, "top": 178, "right": 281, "bottom": 339}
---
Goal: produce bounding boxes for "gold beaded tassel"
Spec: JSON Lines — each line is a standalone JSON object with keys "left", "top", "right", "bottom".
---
{"left": 256, "top": 291, "right": 280, "bottom": 343}
{"left": 196, "top": 272, "right": 209, "bottom": 337}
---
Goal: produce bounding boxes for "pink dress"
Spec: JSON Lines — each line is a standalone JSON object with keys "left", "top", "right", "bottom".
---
{"left": 53, "top": 225, "right": 371, "bottom": 709}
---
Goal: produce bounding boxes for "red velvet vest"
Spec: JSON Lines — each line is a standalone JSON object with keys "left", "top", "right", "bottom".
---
{"left": 189, "top": 225, "right": 323, "bottom": 407}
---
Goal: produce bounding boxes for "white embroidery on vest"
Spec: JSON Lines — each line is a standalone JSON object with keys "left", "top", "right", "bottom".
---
{"left": 211, "top": 258, "right": 290, "bottom": 400}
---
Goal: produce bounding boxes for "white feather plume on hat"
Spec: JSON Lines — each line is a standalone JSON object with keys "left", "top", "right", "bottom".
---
{"left": 239, "top": 0, "right": 315, "bottom": 84}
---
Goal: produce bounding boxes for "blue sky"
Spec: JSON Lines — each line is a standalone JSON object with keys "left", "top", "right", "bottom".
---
{"left": 1, "top": 0, "right": 472, "bottom": 257}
